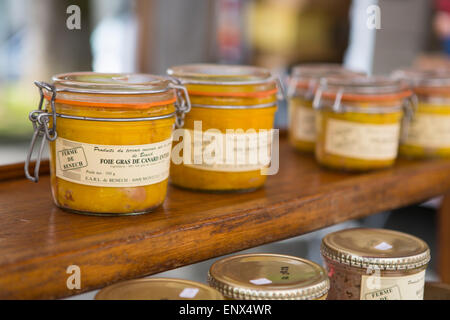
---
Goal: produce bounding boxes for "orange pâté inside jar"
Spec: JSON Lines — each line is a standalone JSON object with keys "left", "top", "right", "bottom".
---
{"left": 25, "top": 72, "right": 189, "bottom": 215}
{"left": 313, "top": 76, "right": 413, "bottom": 171}
{"left": 167, "top": 64, "right": 278, "bottom": 192}
{"left": 287, "top": 63, "right": 362, "bottom": 153}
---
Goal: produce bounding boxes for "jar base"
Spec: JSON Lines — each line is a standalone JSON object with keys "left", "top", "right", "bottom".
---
{"left": 54, "top": 203, "right": 162, "bottom": 217}
{"left": 170, "top": 182, "right": 263, "bottom": 194}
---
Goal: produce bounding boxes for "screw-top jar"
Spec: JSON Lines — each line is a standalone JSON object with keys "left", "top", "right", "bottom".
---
{"left": 95, "top": 278, "right": 223, "bottom": 300}
{"left": 208, "top": 253, "right": 329, "bottom": 300}
{"left": 287, "top": 64, "right": 361, "bottom": 152}
{"left": 25, "top": 72, "right": 190, "bottom": 215}
{"left": 392, "top": 69, "right": 450, "bottom": 158}
{"left": 313, "top": 76, "right": 413, "bottom": 171}
{"left": 321, "top": 228, "right": 430, "bottom": 300}
{"left": 167, "top": 64, "right": 280, "bottom": 192}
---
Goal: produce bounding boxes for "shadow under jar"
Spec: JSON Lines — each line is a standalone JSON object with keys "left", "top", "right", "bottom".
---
{"left": 321, "top": 228, "right": 430, "bottom": 300}
{"left": 167, "top": 64, "right": 279, "bottom": 192}
{"left": 392, "top": 69, "right": 450, "bottom": 159}
{"left": 25, "top": 72, "right": 190, "bottom": 216}
{"left": 208, "top": 253, "right": 329, "bottom": 300}
{"left": 313, "top": 76, "right": 414, "bottom": 172}
{"left": 287, "top": 63, "right": 362, "bottom": 153}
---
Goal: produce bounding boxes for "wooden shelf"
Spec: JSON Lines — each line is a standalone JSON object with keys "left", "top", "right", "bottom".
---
{"left": 1, "top": 137, "right": 450, "bottom": 299}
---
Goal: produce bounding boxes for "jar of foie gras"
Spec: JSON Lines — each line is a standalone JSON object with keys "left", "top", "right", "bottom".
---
{"left": 167, "top": 64, "right": 280, "bottom": 192}
{"left": 392, "top": 69, "right": 450, "bottom": 158}
{"left": 208, "top": 253, "right": 330, "bottom": 300}
{"left": 287, "top": 64, "right": 362, "bottom": 152}
{"left": 24, "top": 72, "right": 190, "bottom": 215}
{"left": 321, "top": 228, "right": 430, "bottom": 300}
{"left": 95, "top": 278, "right": 224, "bottom": 300}
{"left": 313, "top": 76, "right": 414, "bottom": 171}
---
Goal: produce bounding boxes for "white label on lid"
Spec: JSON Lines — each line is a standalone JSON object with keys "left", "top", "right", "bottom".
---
{"left": 55, "top": 137, "right": 172, "bottom": 187}
{"left": 360, "top": 270, "right": 425, "bottom": 300}
{"left": 403, "top": 113, "right": 450, "bottom": 148}
{"left": 250, "top": 278, "right": 272, "bottom": 285}
{"left": 324, "top": 118, "right": 400, "bottom": 160}
{"left": 179, "top": 288, "right": 199, "bottom": 299}
{"left": 374, "top": 242, "right": 393, "bottom": 251}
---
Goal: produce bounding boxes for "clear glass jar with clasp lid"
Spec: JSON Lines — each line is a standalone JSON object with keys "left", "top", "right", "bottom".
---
{"left": 95, "top": 278, "right": 224, "bottom": 300}
{"left": 167, "top": 64, "right": 281, "bottom": 192}
{"left": 392, "top": 69, "right": 450, "bottom": 158}
{"left": 208, "top": 253, "right": 329, "bottom": 300}
{"left": 321, "top": 228, "right": 430, "bottom": 300}
{"left": 287, "top": 64, "right": 362, "bottom": 153}
{"left": 24, "top": 72, "right": 190, "bottom": 215}
{"left": 313, "top": 76, "right": 414, "bottom": 171}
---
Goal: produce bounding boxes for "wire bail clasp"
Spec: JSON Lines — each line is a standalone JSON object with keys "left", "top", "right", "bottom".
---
{"left": 24, "top": 81, "right": 58, "bottom": 182}
{"left": 169, "top": 79, "right": 191, "bottom": 128}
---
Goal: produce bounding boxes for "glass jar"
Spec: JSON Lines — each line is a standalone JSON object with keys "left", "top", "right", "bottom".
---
{"left": 287, "top": 64, "right": 361, "bottom": 153}
{"left": 95, "top": 278, "right": 224, "bottom": 300}
{"left": 25, "top": 72, "right": 190, "bottom": 215}
{"left": 208, "top": 253, "right": 329, "bottom": 300}
{"left": 321, "top": 228, "right": 430, "bottom": 300}
{"left": 167, "top": 64, "right": 279, "bottom": 192}
{"left": 392, "top": 69, "right": 450, "bottom": 158}
{"left": 313, "top": 76, "right": 413, "bottom": 171}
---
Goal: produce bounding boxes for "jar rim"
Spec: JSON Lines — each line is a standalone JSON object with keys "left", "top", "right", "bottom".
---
{"left": 167, "top": 63, "right": 275, "bottom": 85}
{"left": 291, "top": 63, "right": 360, "bottom": 79}
{"left": 321, "top": 228, "right": 430, "bottom": 271}
{"left": 52, "top": 72, "right": 172, "bottom": 95}
{"left": 208, "top": 253, "right": 329, "bottom": 300}
{"left": 392, "top": 68, "right": 450, "bottom": 95}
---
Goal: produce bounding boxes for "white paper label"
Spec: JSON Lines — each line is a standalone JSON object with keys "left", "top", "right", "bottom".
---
{"left": 179, "top": 288, "right": 199, "bottom": 299}
{"left": 250, "top": 278, "right": 272, "bottom": 285}
{"left": 403, "top": 113, "right": 450, "bottom": 148}
{"left": 325, "top": 119, "right": 400, "bottom": 160}
{"left": 55, "top": 137, "right": 172, "bottom": 187}
{"left": 360, "top": 270, "right": 425, "bottom": 300}
{"left": 182, "top": 129, "right": 272, "bottom": 172}
{"left": 291, "top": 105, "right": 316, "bottom": 142}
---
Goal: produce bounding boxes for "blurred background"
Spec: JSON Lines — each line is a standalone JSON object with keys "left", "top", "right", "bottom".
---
{"left": 0, "top": 0, "right": 449, "bottom": 299}
{"left": 1, "top": 0, "right": 450, "bottom": 164}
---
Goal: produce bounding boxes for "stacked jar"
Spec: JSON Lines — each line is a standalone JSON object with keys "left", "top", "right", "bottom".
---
{"left": 167, "top": 64, "right": 279, "bottom": 192}
{"left": 287, "top": 64, "right": 361, "bottom": 153}
{"left": 313, "top": 76, "right": 413, "bottom": 171}
{"left": 392, "top": 69, "right": 450, "bottom": 158}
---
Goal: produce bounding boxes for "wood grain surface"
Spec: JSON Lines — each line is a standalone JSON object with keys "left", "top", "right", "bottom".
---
{"left": 1, "top": 138, "right": 450, "bottom": 299}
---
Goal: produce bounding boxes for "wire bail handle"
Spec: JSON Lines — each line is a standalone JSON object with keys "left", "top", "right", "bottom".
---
{"left": 25, "top": 81, "right": 58, "bottom": 182}
{"left": 400, "top": 92, "right": 418, "bottom": 142}
{"left": 168, "top": 78, "right": 191, "bottom": 128}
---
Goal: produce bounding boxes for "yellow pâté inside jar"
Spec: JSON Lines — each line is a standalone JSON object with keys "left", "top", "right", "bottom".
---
{"left": 95, "top": 278, "right": 224, "bottom": 300}
{"left": 288, "top": 64, "right": 361, "bottom": 153}
{"left": 32, "top": 73, "right": 182, "bottom": 215}
{"left": 393, "top": 69, "right": 450, "bottom": 158}
{"left": 314, "top": 76, "right": 412, "bottom": 171}
{"left": 321, "top": 228, "right": 430, "bottom": 300}
{"left": 167, "top": 64, "right": 278, "bottom": 192}
{"left": 208, "top": 253, "right": 329, "bottom": 300}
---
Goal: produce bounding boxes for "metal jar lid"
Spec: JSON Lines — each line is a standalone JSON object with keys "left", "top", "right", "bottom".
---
{"left": 321, "top": 228, "right": 431, "bottom": 271}
{"left": 208, "top": 253, "right": 329, "bottom": 300}
{"left": 95, "top": 278, "right": 224, "bottom": 300}
{"left": 392, "top": 68, "right": 450, "bottom": 96}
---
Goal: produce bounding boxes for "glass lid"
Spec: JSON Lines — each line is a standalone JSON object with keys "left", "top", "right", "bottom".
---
{"left": 52, "top": 72, "right": 172, "bottom": 95}
{"left": 167, "top": 63, "right": 274, "bottom": 85}
{"left": 208, "top": 253, "right": 329, "bottom": 300}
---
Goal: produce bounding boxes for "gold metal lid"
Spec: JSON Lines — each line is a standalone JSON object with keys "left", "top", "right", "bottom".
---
{"left": 208, "top": 253, "right": 329, "bottom": 300}
{"left": 95, "top": 278, "right": 224, "bottom": 300}
{"left": 321, "top": 228, "right": 431, "bottom": 271}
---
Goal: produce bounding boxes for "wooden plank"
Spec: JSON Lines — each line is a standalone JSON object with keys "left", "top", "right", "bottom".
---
{"left": 0, "top": 160, "right": 49, "bottom": 182}
{"left": 439, "top": 193, "right": 450, "bottom": 284}
{"left": 0, "top": 138, "right": 450, "bottom": 299}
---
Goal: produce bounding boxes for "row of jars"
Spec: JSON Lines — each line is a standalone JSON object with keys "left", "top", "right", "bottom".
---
{"left": 95, "top": 228, "right": 430, "bottom": 300}
{"left": 288, "top": 64, "right": 450, "bottom": 171}
{"left": 25, "top": 63, "right": 450, "bottom": 216}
